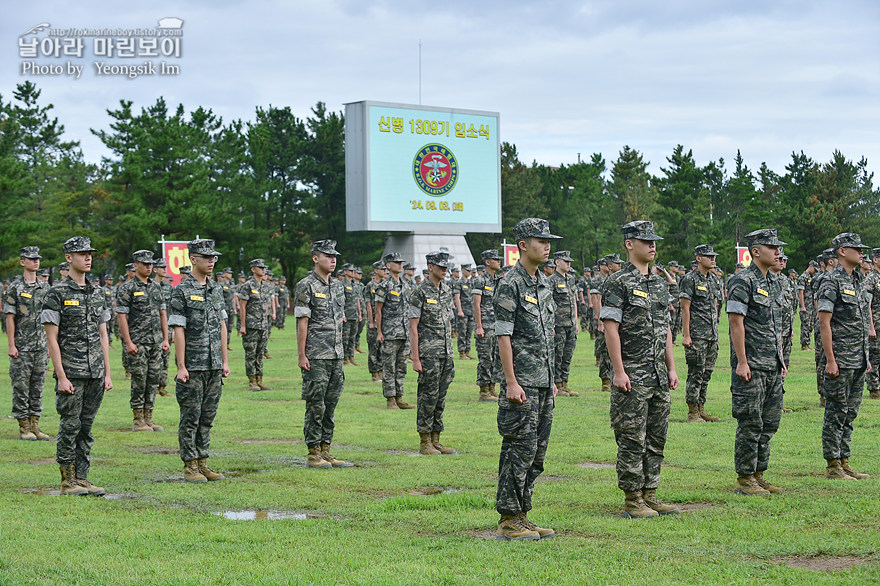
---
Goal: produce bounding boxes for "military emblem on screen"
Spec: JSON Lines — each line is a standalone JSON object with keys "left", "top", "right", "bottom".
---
{"left": 413, "top": 144, "right": 458, "bottom": 197}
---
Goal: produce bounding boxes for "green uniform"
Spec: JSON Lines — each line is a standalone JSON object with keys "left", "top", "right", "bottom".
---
{"left": 239, "top": 277, "right": 272, "bottom": 377}
{"left": 680, "top": 269, "right": 719, "bottom": 406}
{"left": 4, "top": 276, "right": 49, "bottom": 420}
{"left": 116, "top": 277, "right": 166, "bottom": 411}
{"left": 376, "top": 276, "right": 409, "bottom": 399}
{"left": 549, "top": 270, "right": 578, "bottom": 384}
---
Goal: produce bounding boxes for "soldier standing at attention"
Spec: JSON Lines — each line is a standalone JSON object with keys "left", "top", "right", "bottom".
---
{"left": 294, "top": 240, "right": 352, "bottom": 469}
{"left": 591, "top": 259, "right": 609, "bottom": 374}
{"left": 680, "top": 244, "right": 721, "bottom": 423}
{"left": 117, "top": 250, "right": 169, "bottom": 432}
{"left": 341, "top": 264, "right": 362, "bottom": 366}
{"left": 813, "top": 250, "right": 838, "bottom": 406}
{"left": 375, "top": 252, "right": 414, "bottom": 410}
{"left": 239, "top": 259, "right": 274, "bottom": 391}
{"left": 453, "top": 263, "right": 476, "bottom": 360}
{"left": 154, "top": 259, "right": 173, "bottom": 396}
{"left": 818, "top": 233, "right": 873, "bottom": 480}
{"left": 366, "top": 261, "right": 386, "bottom": 382}
{"left": 726, "top": 229, "right": 787, "bottom": 495}
{"left": 353, "top": 269, "right": 366, "bottom": 354}
{"left": 219, "top": 268, "right": 236, "bottom": 349}
{"left": 473, "top": 249, "right": 502, "bottom": 402}
{"left": 5, "top": 246, "right": 51, "bottom": 441}
{"left": 168, "top": 239, "right": 229, "bottom": 483}
{"left": 102, "top": 274, "right": 115, "bottom": 346}
{"left": 494, "top": 218, "right": 560, "bottom": 541}
{"left": 409, "top": 251, "right": 457, "bottom": 456}
{"left": 865, "top": 248, "right": 880, "bottom": 400}
{"left": 549, "top": 250, "right": 579, "bottom": 397}
{"left": 234, "top": 271, "right": 246, "bottom": 333}
{"left": 41, "top": 237, "right": 112, "bottom": 496}
{"left": 602, "top": 222, "right": 680, "bottom": 518}
{"left": 797, "top": 261, "right": 818, "bottom": 350}
{"left": 277, "top": 275, "right": 290, "bottom": 330}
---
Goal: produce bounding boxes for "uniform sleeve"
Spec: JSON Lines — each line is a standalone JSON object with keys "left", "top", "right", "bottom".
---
{"left": 679, "top": 274, "right": 694, "bottom": 301}
{"left": 816, "top": 275, "right": 837, "bottom": 314}
{"left": 726, "top": 276, "right": 750, "bottom": 316}
{"left": 40, "top": 287, "right": 61, "bottom": 325}
{"left": 116, "top": 282, "right": 131, "bottom": 314}
{"left": 599, "top": 275, "right": 624, "bottom": 323}
{"left": 407, "top": 286, "right": 423, "bottom": 319}
{"left": 237, "top": 283, "right": 251, "bottom": 301}
{"left": 494, "top": 280, "right": 516, "bottom": 336}
{"left": 3, "top": 282, "right": 17, "bottom": 315}
{"left": 168, "top": 286, "right": 187, "bottom": 327}
{"left": 293, "top": 281, "right": 312, "bottom": 319}
{"left": 472, "top": 277, "right": 484, "bottom": 296}
{"left": 374, "top": 282, "right": 387, "bottom": 303}
{"left": 796, "top": 274, "right": 806, "bottom": 291}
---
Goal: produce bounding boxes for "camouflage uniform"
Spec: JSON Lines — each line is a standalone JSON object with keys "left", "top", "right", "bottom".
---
{"left": 276, "top": 281, "right": 289, "bottom": 329}
{"left": 240, "top": 271, "right": 272, "bottom": 377}
{"left": 453, "top": 271, "right": 475, "bottom": 355}
{"left": 778, "top": 266, "right": 796, "bottom": 367}
{"left": 342, "top": 271, "right": 360, "bottom": 359}
{"left": 865, "top": 251, "right": 880, "bottom": 394}
{"left": 354, "top": 276, "right": 366, "bottom": 346}
{"left": 817, "top": 241, "right": 870, "bottom": 461}
{"left": 376, "top": 269, "right": 409, "bottom": 399}
{"left": 220, "top": 273, "right": 236, "bottom": 341}
{"left": 591, "top": 270, "right": 608, "bottom": 373}
{"left": 679, "top": 247, "right": 719, "bottom": 407}
{"left": 549, "top": 252, "right": 578, "bottom": 385}
{"left": 474, "top": 252, "right": 502, "bottom": 387}
{"left": 366, "top": 266, "right": 383, "bottom": 374}
{"left": 168, "top": 240, "right": 227, "bottom": 464}
{"left": 812, "top": 253, "right": 834, "bottom": 399}
{"left": 797, "top": 269, "right": 816, "bottom": 347}
{"left": 156, "top": 273, "right": 173, "bottom": 388}
{"left": 726, "top": 230, "right": 786, "bottom": 476}
{"left": 4, "top": 264, "right": 49, "bottom": 420}
{"left": 494, "top": 218, "right": 559, "bottom": 517}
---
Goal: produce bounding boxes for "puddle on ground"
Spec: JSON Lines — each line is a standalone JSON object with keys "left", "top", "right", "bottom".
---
{"left": 776, "top": 556, "right": 868, "bottom": 572}
{"left": 132, "top": 446, "right": 179, "bottom": 455}
{"left": 385, "top": 450, "right": 421, "bottom": 457}
{"left": 27, "top": 458, "right": 57, "bottom": 466}
{"left": 577, "top": 462, "right": 615, "bottom": 469}
{"left": 407, "top": 486, "right": 460, "bottom": 496}
{"left": 23, "top": 487, "right": 137, "bottom": 500}
{"left": 238, "top": 439, "right": 300, "bottom": 444}
{"left": 213, "top": 510, "right": 315, "bottom": 521}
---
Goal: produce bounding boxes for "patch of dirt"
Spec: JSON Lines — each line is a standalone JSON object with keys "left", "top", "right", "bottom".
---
{"left": 132, "top": 446, "right": 179, "bottom": 455}
{"left": 466, "top": 530, "right": 504, "bottom": 540}
{"left": 678, "top": 502, "right": 716, "bottom": 513}
{"left": 237, "top": 438, "right": 301, "bottom": 445}
{"left": 27, "top": 458, "right": 56, "bottom": 466}
{"left": 385, "top": 450, "right": 421, "bottom": 456}
{"left": 407, "top": 486, "right": 458, "bottom": 496}
{"left": 106, "top": 427, "right": 135, "bottom": 433}
{"left": 247, "top": 399, "right": 296, "bottom": 404}
{"left": 577, "top": 462, "right": 615, "bottom": 469}
{"left": 775, "top": 556, "right": 869, "bottom": 572}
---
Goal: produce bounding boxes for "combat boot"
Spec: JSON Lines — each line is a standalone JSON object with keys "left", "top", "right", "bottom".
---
{"left": 870, "top": 390, "right": 880, "bottom": 400}
{"left": 459, "top": 351, "right": 466, "bottom": 359}
{"left": 320, "top": 443, "right": 353, "bottom": 467}
{"left": 753, "top": 471, "right": 783, "bottom": 493}
{"left": 124, "top": 367, "right": 131, "bottom": 380}
{"left": 563, "top": 381, "right": 579, "bottom": 397}
{"left": 28, "top": 416, "right": 51, "bottom": 440}
{"left": 819, "top": 394, "right": 826, "bottom": 407}
{"left": 307, "top": 447, "right": 332, "bottom": 468}
{"left": 157, "top": 385, "right": 170, "bottom": 397}
{"left": 343, "top": 357, "right": 352, "bottom": 366}
{"left": 478, "top": 386, "right": 497, "bottom": 402}
{"left": 256, "top": 376, "right": 273, "bottom": 391}
{"left": 371, "top": 372, "right": 381, "bottom": 382}
{"left": 623, "top": 490, "right": 659, "bottom": 518}
{"left": 465, "top": 352, "right": 475, "bottom": 360}
{"left": 395, "top": 397, "right": 415, "bottom": 409}
{"left": 75, "top": 477, "right": 106, "bottom": 496}
{"left": 419, "top": 433, "right": 441, "bottom": 455}
{"left": 59, "top": 464, "right": 88, "bottom": 496}
{"left": 642, "top": 489, "right": 680, "bottom": 514}
{"left": 489, "top": 383, "right": 499, "bottom": 398}
{"left": 17, "top": 418, "right": 36, "bottom": 441}
{"left": 247, "top": 375, "right": 261, "bottom": 392}
{"left": 687, "top": 404, "right": 705, "bottom": 423}
{"left": 355, "top": 346, "right": 365, "bottom": 354}
{"left": 349, "top": 357, "right": 359, "bottom": 366}
{"left": 132, "top": 409, "right": 152, "bottom": 432}
{"left": 183, "top": 460, "right": 208, "bottom": 483}
{"left": 801, "top": 343, "right": 810, "bottom": 351}
{"left": 143, "top": 409, "right": 163, "bottom": 431}
{"left": 496, "top": 514, "right": 539, "bottom": 540}
{"left": 698, "top": 404, "right": 720, "bottom": 422}
{"left": 735, "top": 474, "right": 770, "bottom": 495}
{"left": 386, "top": 397, "right": 399, "bottom": 410}
{"left": 430, "top": 432, "right": 457, "bottom": 455}
{"left": 601, "top": 378, "right": 612, "bottom": 392}
{"left": 264, "top": 352, "right": 272, "bottom": 359}
{"left": 555, "top": 381, "right": 570, "bottom": 397}
{"left": 197, "top": 458, "right": 225, "bottom": 480}
{"left": 838, "top": 458, "right": 868, "bottom": 480}
{"left": 519, "top": 513, "right": 555, "bottom": 538}
{"left": 377, "top": 370, "right": 384, "bottom": 382}
{"left": 825, "top": 459, "right": 855, "bottom": 480}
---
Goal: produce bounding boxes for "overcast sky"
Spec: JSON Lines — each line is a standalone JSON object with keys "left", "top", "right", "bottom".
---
{"left": 4, "top": 1, "right": 879, "bottom": 179}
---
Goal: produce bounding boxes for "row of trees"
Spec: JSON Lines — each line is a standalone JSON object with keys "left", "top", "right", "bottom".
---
{"left": 1, "top": 81, "right": 877, "bottom": 281}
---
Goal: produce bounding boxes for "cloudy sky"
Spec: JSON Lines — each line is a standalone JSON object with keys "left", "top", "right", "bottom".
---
{"left": 4, "top": 0, "right": 879, "bottom": 179}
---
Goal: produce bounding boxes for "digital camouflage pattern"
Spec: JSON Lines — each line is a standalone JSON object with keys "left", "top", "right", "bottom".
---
{"left": 609, "top": 383, "right": 671, "bottom": 490}
{"left": 41, "top": 277, "right": 110, "bottom": 378}
{"left": 381, "top": 339, "right": 408, "bottom": 398}
{"left": 683, "top": 338, "right": 718, "bottom": 405}
{"left": 864, "top": 269, "right": 880, "bottom": 391}
{"left": 116, "top": 277, "right": 165, "bottom": 345}
{"left": 276, "top": 283, "right": 290, "bottom": 328}
{"left": 777, "top": 272, "right": 796, "bottom": 365}
{"left": 293, "top": 270, "right": 345, "bottom": 360}
{"left": 301, "top": 359, "right": 343, "bottom": 447}
{"left": 176, "top": 369, "right": 222, "bottom": 462}
{"left": 5, "top": 277, "right": 49, "bottom": 352}
{"left": 797, "top": 269, "right": 816, "bottom": 346}
{"left": 240, "top": 277, "right": 273, "bottom": 331}
{"left": 680, "top": 269, "right": 720, "bottom": 405}
{"left": 732, "top": 369, "right": 783, "bottom": 474}
{"left": 375, "top": 276, "right": 408, "bottom": 340}
{"left": 168, "top": 277, "right": 227, "bottom": 372}
{"left": 366, "top": 279, "right": 382, "bottom": 373}
{"left": 454, "top": 276, "right": 475, "bottom": 354}
{"left": 549, "top": 269, "right": 578, "bottom": 383}
{"left": 473, "top": 271, "right": 500, "bottom": 386}
{"left": 55, "top": 377, "right": 105, "bottom": 478}
{"left": 725, "top": 264, "right": 785, "bottom": 371}
{"left": 220, "top": 279, "right": 236, "bottom": 337}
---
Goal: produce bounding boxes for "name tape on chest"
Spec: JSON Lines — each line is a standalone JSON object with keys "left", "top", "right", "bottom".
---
{"left": 632, "top": 289, "right": 648, "bottom": 299}
{"left": 314, "top": 292, "right": 327, "bottom": 299}
{"left": 484, "top": 286, "right": 493, "bottom": 292}
{"left": 64, "top": 299, "right": 80, "bottom": 306}
{"left": 557, "top": 283, "right": 566, "bottom": 289}
{"left": 389, "top": 290, "right": 400, "bottom": 297}
{"left": 757, "top": 288, "right": 769, "bottom": 297}
{"left": 190, "top": 295, "right": 204, "bottom": 302}
{"left": 346, "top": 286, "right": 353, "bottom": 290}
{"left": 20, "top": 292, "right": 32, "bottom": 299}
{"left": 524, "top": 294, "right": 538, "bottom": 305}
{"left": 133, "top": 291, "right": 145, "bottom": 297}
{"left": 843, "top": 289, "right": 856, "bottom": 296}
{"left": 104, "top": 290, "right": 111, "bottom": 295}
{"left": 251, "top": 289, "right": 260, "bottom": 295}
{"left": 223, "top": 286, "right": 229, "bottom": 290}
{"left": 427, "top": 298, "right": 438, "bottom": 304}
{"left": 696, "top": 285, "right": 708, "bottom": 292}
{"left": 462, "top": 285, "right": 469, "bottom": 290}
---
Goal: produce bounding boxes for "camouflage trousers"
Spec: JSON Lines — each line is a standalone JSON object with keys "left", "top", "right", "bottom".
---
{"left": 814, "top": 328, "right": 826, "bottom": 398}
{"left": 672, "top": 307, "right": 682, "bottom": 339}
{"left": 356, "top": 317, "right": 365, "bottom": 348}
{"left": 610, "top": 382, "right": 670, "bottom": 491}
{"left": 416, "top": 355, "right": 454, "bottom": 434}
{"left": 732, "top": 368, "right": 783, "bottom": 475}
{"left": 276, "top": 304, "right": 288, "bottom": 329}
{"left": 242, "top": 328, "right": 268, "bottom": 376}
{"left": 475, "top": 328, "right": 497, "bottom": 386}
{"left": 822, "top": 366, "right": 866, "bottom": 460}
{"left": 782, "top": 324, "right": 793, "bottom": 368}
{"left": 553, "top": 325, "right": 577, "bottom": 383}
{"left": 9, "top": 350, "right": 48, "bottom": 419}
{"left": 176, "top": 369, "right": 222, "bottom": 462}
{"left": 159, "top": 346, "right": 170, "bottom": 388}
{"left": 684, "top": 338, "right": 718, "bottom": 405}
{"left": 457, "top": 314, "right": 474, "bottom": 353}
{"left": 128, "top": 343, "right": 162, "bottom": 410}
{"left": 496, "top": 385, "right": 554, "bottom": 516}
{"left": 367, "top": 327, "right": 382, "bottom": 373}
{"left": 301, "top": 358, "right": 343, "bottom": 448}
{"left": 112, "top": 315, "right": 120, "bottom": 341}
{"left": 121, "top": 346, "right": 130, "bottom": 371}
{"left": 867, "top": 336, "right": 880, "bottom": 392}
{"left": 225, "top": 310, "right": 235, "bottom": 340}
{"left": 55, "top": 377, "right": 105, "bottom": 479}
{"left": 381, "top": 338, "right": 409, "bottom": 398}
{"left": 343, "top": 319, "right": 359, "bottom": 358}
{"left": 799, "top": 309, "right": 815, "bottom": 347}
{"left": 595, "top": 332, "right": 611, "bottom": 381}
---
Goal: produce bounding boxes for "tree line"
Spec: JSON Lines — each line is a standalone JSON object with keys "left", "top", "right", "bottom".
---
{"left": 1, "top": 81, "right": 877, "bottom": 281}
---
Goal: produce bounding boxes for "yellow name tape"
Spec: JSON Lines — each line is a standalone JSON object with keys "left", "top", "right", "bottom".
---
{"left": 427, "top": 298, "right": 438, "bottom": 304}
{"left": 632, "top": 289, "right": 648, "bottom": 298}
{"left": 104, "top": 290, "right": 111, "bottom": 295}
{"left": 484, "top": 286, "right": 493, "bottom": 291}
{"left": 757, "top": 288, "right": 769, "bottom": 297}
{"left": 314, "top": 292, "right": 327, "bottom": 299}
{"left": 389, "top": 290, "right": 400, "bottom": 297}
{"left": 843, "top": 289, "right": 856, "bottom": 296}
{"left": 462, "top": 285, "right": 469, "bottom": 289}
{"left": 64, "top": 300, "right": 79, "bottom": 306}
{"left": 133, "top": 291, "right": 145, "bottom": 297}
{"left": 696, "top": 285, "right": 708, "bottom": 291}
{"left": 20, "top": 292, "right": 32, "bottom": 299}
{"left": 190, "top": 295, "right": 204, "bottom": 302}
{"left": 524, "top": 295, "right": 538, "bottom": 304}
{"left": 251, "top": 289, "right": 259, "bottom": 295}
{"left": 346, "top": 286, "right": 352, "bottom": 290}
{"left": 557, "top": 283, "right": 566, "bottom": 288}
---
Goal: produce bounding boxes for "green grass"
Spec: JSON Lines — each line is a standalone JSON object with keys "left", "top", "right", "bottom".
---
{"left": 1, "top": 317, "right": 879, "bottom": 585}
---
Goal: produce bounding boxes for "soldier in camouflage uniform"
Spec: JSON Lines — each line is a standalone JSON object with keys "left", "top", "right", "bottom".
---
{"left": 474, "top": 249, "right": 502, "bottom": 402}
{"left": 42, "top": 237, "right": 113, "bottom": 496}
{"left": 549, "top": 250, "right": 580, "bottom": 397}
{"left": 239, "top": 259, "right": 274, "bottom": 391}
{"left": 817, "top": 233, "right": 873, "bottom": 480}
{"left": 341, "top": 263, "right": 362, "bottom": 366}
{"left": 680, "top": 244, "right": 721, "bottom": 423}
{"left": 813, "top": 249, "right": 837, "bottom": 405}
{"left": 120, "top": 263, "right": 135, "bottom": 379}
{"left": 5, "top": 246, "right": 51, "bottom": 441}
{"left": 797, "top": 261, "right": 819, "bottom": 350}
{"left": 409, "top": 251, "right": 457, "bottom": 456}
{"left": 353, "top": 269, "right": 366, "bottom": 353}
{"left": 726, "top": 229, "right": 787, "bottom": 495}
{"left": 102, "top": 274, "right": 115, "bottom": 346}
{"left": 375, "top": 252, "right": 414, "bottom": 409}
{"left": 366, "top": 260, "right": 386, "bottom": 382}
{"left": 219, "top": 268, "right": 236, "bottom": 349}
{"left": 168, "top": 239, "right": 229, "bottom": 483}
{"left": 295, "top": 240, "right": 352, "bottom": 469}
{"left": 234, "top": 271, "right": 246, "bottom": 332}
{"left": 154, "top": 259, "right": 173, "bottom": 396}
{"left": 602, "top": 221, "right": 681, "bottom": 518}
{"left": 117, "top": 250, "right": 169, "bottom": 433}
{"left": 494, "top": 218, "right": 560, "bottom": 541}
{"left": 773, "top": 253, "right": 797, "bottom": 414}
{"left": 276, "top": 276, "right": 290, "bottom": 330}
{"left": 453, "top": 264, "right": 476, "bottom": 360}
{"left": 866, "top": 248, "right": 880, "bottom": 400}
{"left": 591, "top": 259, "right": 610, "bottom": 383}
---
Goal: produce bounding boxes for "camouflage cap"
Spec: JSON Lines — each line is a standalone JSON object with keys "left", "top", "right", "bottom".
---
{"left": 341, "top": 263, "right": 354, "bottom": 271}
{"left": 249, "top": 258, "right": 267, "bottom": 268}
{"left": 132, "top": 250, "right": 156, "bottom": 264}
{"left": 480, "top": 249, "right": 503, "bottom": 261}
{"left": 621, "top": 220, "right": 662, "bottom": 241}
{"left": 63, "top": 236, "right": 97, "bottom": 253}
{"left": 603, "top": 253, "right": 622, "bottom": 265}
{"left": 591, "top": 265, "right": 599, "bottom": 272}
{"left": 822, "top": 248, "right": 835, "bottom": 260}
{"left": 693, "top": 244, "right": 718, "bottom": 257}
{"left": 18, "top": 246, "right": 42, "bottom": 259}
{"left": 221, "top": 267, "right": 232, "bottom": 274}
{"left": 104, "top": 274, "right": 113, "bottom": 281}
{"left": 655, "top": 261, "right": 665, "bottom": 270}
{"left": 667, "top": 260, "right": 680, "bottom": 268}
{"left": 179, "top": 266, "right": 192, "bottom": 274}
{"left": 744, "top": 228, "right": 786, "bottom": 247}
{"left": 238, "top": 271, "right": 246, "bottom": 278}
{"left": 809, "top": 260, "right": 819, "bottom": 268}
{"left": 460, "top": 263, "right": 473, "bottom": 271}
{"left": 554, "top": 250, "right": 574, "bottom": 262}
{"left": 266, "top": 269, "right": 274, "bottom": 276}
{"left": 597, "top": 258, "right": 607, "bottom": 266}
{"left": 155, "top": 259, "right": 167, "bottom": 268}
{"left": 354, "top": 268, "right": 362, "bottom": 275}
{"left": 36, "top": 268, "right": 49, "bottom": 276}
{"left": 735, "top": 262, "right": 745, "bottom": 269}
{"left": 451, "top": 266, "right": 460, "bottom": 273}
{"left": 404, "top": 263, "right": 415, "bottom": 271}
{"left": 501, "top": 265, "right": 513, "bottom": 271}
{"left": 425, "top": 250, "right": 451, "bottom": 267}
{"left": 780, "top": 253, "right": 788, "bottom": 261}
{"left": 872, "top": 248, "right": 880, "bottom": 258}
{"left": 544, "top": 260, "right": 556, "bottom": 268}
{"left": 512, "top": 217, "right": 562, "bottom": 241}
{"left": 476, "top": 264, "right": 485, "bottom": 271}
{"left": 125, "top": 263, "right": 135, "bottom": 271}
{"left": 422, "top": 269, "right": 429, "bottom": 275}
{"left": 58, "top": 262, "right": 69, "bottom": 271}
{"left": 382, "top": 252, "right": 405, "bottom": 264}
{"left": 372, "top": 260, "right": 385, "bottom": 269}
{"left": 188, "top": 238, "right": 220, "bottom": 257}
{"left": 831, "top": 232, "right": 868, "bottom": 250}
{"left": 311, "top": 239, "right": 340, "bottom": 256}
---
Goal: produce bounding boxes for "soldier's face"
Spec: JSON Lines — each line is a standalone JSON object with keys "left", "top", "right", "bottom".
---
{"left": 697, "top": 254, "right": 716, "bottom": 270}
{"left": 134, "top": 262, "right": 153, "bottom": 279}
{"left": 19, "top": 257, "right": 40, "bottom": 271}
{"left": 428, "top": 263, "right": 447, "bottom": 281}
{"left": 252, "top": 266, "right": 265, "bottom": 278}
{"left": 387, "top": 261, "right": 403, "bottom": 275}
{"left": 67, "top": 252, "right": 91, "bottom": 273}
{"left": 485, "top": 259, "right": 500, "bottom": 271}
{"left": 192, "top": 254, "right": 217, "bottom": 274}
{"left": 155, "top": 266, "right": 167, "bottom": 277}
{"left": 627, "top": 239, "right": 655, "bottom": 264}
{"left": 314, "top": 252, "right": 336, "bottom": 274}
{"left": 521, "top": 238, "right": 551, "bottom": 264}
{"left": 555, "top": 259, "right": 570, "bottom": 273}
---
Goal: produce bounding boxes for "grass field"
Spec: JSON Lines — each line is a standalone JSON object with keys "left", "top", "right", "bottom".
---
{"left": 1, "top": 317, "right": 879, "bottom": 585}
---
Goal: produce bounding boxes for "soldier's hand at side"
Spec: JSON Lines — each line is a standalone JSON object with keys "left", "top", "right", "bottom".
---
{"left": 126, "top": 341, "right": 138, "bottom": 355}
{"left": 552, "top": 383, "right": 558, "bottom": 397}
{"left": 239, "top": 326, "right": 246, "bottom": 336}
{"left": 176, "top": 367, "right": 189, "bottom": 383}
{"left": 825, "top": 359, "right": 839, "bottom": 378}
{"left": 412, "top": 358, "right": 423, "bottom": 373}
{"left": 736, "top": 362, "right": 751, "bottom": 382}
{"left": 299, "top": 355, "right": 310, "bottom": 371}
{"left": 475, "top": 325, "right": 484, "bottom": 338}
{"left": 668, "top": 369, "right": 679, "bottom": 390}
{"left": 870, "top": 326, "right": 877, "bottom": 340}
{"left": 597, "top": 321, "right": 605, "bottom": 334}
{"left": 162, "top": 340, "right": 170, "bottom": 352}
{"left": 103, "top": 375, "right": 113, "bottom": 392}
{"left": 682, "top": 334, "right": 692, "bottom": 348}
{"left": 222, "top": 363, "right": 230, "bottom": 378}
{"left": 57, "top": 376, "right": 75, "bottom": 395}
{"left": 377, "top": 332, "right": 384, "bottom": 343}
{"left": 613, "top": 372, "right": 631, "bottom": 392}
{"left": 8, "top": 345, "right": 18, "bottom": 359}
{"left": 506, "top": 381, "right": 526, "bottom": 404}
{"left": 782, "top": 364, "right": 788, "bottom": 378}
{"left": 457, "top": 310, "right": 464, "bottom": 318}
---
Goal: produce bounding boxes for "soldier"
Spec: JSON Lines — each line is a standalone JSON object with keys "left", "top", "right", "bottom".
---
{"left": 772, "top": 253, "right": 797, "bottom": 414}
{"left": 866, "top": 248, "right": 880, "bottom": 400}
{"left": 154, "top": 259, "right": 174, "bottom": 396}
{"left": 591, "top": 259, "right": 610, "bottom": 382}
{"left": 116, "top": 250, "right": 169, "bottom": 433}
{"left": 276, "top": 275, "right": 290, "bottom": 330}
{"left": 726, "top": 229, "right": 787, "bottom": 495}
{"left": 602, "top": 222, "right": 680, "bottom": 518}
{"left": 294, "top": 240, "right": 352, "bottom": 469}
{"left": 41, "top": 236, "right": 112, "bottom": 496}
{"left": 366, "top": 261, "right": 386, "bottom": 382}
{"left": 375, "top": 252, "right": 414, "bottom": 409}
{"left": 102, "top": 274, "right": 115, "bottom": 346}
{"left": 680, "top": 244, "right": 721, "bottom": 423}
{"left": 5, "top": 246, "right": 52, "bottom": 440}
{"left": 797, "top": 261, "right": 819, "bottom": 350}
{"left": 58, "top": 261, "right": 70, "bottom": 281}
{"left": 239, "top": 259, "right": 274, "bottom": 391}
{"left": 474, "top": 249, "right": 502, "bottom": 402}
{"left": 724, "top": 263, "right": 745, "bottom": 304}
{"left": 453, "top": 263, "right": 476, "bottom": 360}
{"left": 813, "top": 249, "right": 838, "bottom": 405}
{"left": 494, "top": 218, "right": 560, "bottom": 541}
{"left": 549, "top": 250, "right": 579, "bottom": 397}
{"left": 341, "top": 263, "right": 362, "bottom": 366}
{"left": 818, "top": 233, "right": 873, "bottom": 480}
{"left": 353, "top": 269, "right": 366, "bottom": 354}
{"left": 409, "top": 251, "right": 457, "bottom": 456}
{"left": 234, "top": 271, "right": 246, "bottom": 332}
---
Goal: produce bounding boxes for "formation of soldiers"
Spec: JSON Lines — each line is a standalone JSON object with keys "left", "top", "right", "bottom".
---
{"left": 5, "top": 221, "right": 878, "bottom": 539}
